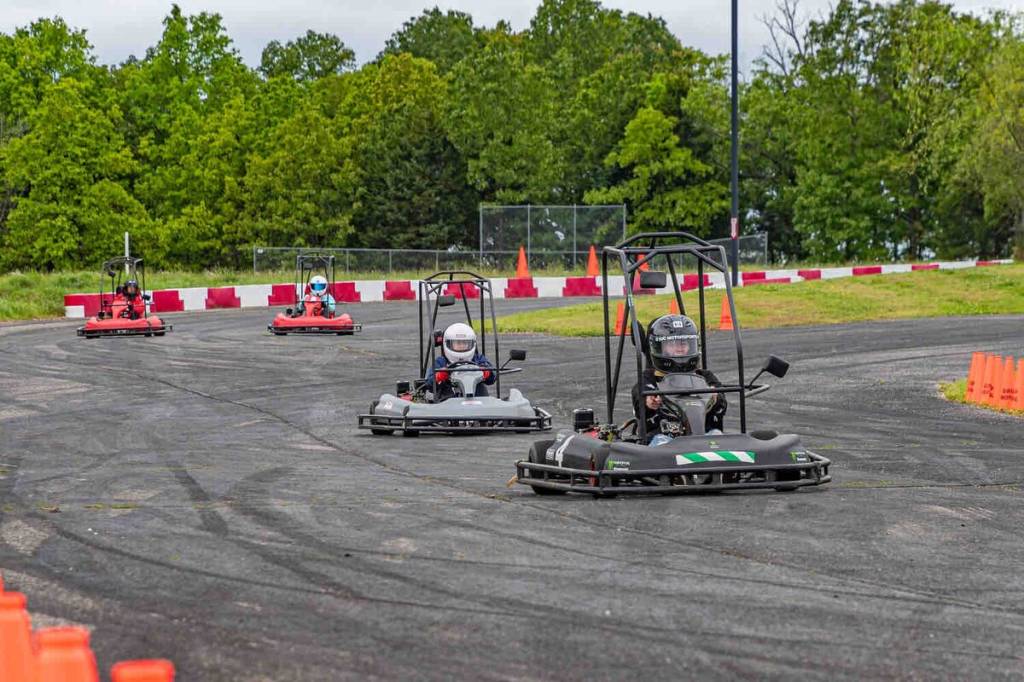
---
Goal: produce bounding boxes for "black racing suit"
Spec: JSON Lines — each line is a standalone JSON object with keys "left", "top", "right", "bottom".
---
{"left": 630, "top": 367, "right": 728, "bottom": 441}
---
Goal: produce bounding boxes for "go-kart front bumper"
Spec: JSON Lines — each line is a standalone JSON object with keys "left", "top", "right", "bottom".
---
{"left": 515, "top": 452, "right": 831, "bottom": 495}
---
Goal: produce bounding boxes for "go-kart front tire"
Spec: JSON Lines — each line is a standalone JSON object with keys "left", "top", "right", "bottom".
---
{"left": 527, "top": 440, "right": 566, "bottom": 496}
{"left": 370, "top": 428, "right": 394, "bottom": 436}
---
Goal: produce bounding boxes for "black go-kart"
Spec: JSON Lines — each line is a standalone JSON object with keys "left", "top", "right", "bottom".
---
{"left": 514, "top": 232, "right": 831, "bottom": 496}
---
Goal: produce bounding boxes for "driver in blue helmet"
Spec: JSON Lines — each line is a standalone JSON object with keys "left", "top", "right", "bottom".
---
{"left": 631, "top": 314, "right": 727, "bottom": 445}
{"left": 296, "top": 275, "right": 336, "bottom": 316}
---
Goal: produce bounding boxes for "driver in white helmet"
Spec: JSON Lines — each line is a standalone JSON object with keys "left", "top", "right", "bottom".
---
{"left": 295, "top": 275, "right": 336, "bottom": 317}
{"left": 426, "top": 322, "right": 496, "bottom": 400}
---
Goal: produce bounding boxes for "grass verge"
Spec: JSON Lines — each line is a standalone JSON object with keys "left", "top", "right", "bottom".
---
{"left": 940, "top": 378, "right": 1024, "bottom": 417}
{"left": 497, "top": 264, "right": 1024, "bottom": 336}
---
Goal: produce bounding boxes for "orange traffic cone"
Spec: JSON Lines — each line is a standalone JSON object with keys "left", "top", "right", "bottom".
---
{"left": 669, "top": 298, "right": 680, "bottom": 315}
{"left": 586, "top": 245, "right": 599, "bottom": 277}
{"left": 515, "top": 246, "right": 529, "bottom": 279}
{"left": 33, "top": 627, "right": 98, "bottom": 682}
{"left": 639, "top": 253, "right": 650, "bottom": 271}
{"left": 718, "top": 297, "right": 733, "bottom": 331}
{"left": 965, "top": 352, "right": 985, "bottom": 403}
{"left": 111, "top": 659, "right": 176, "bottom": 682}
{"left": 980, "top": 354, "right": 999, "bottom": 405}
{"left": 0, "top": 592, "right": 34, "bottom": 682}
{"left": 989, "top": 356, "right": 1009, "bottom": 408}
{"left": 1000, "top": 357, "right": 1017, "bottom": 409}
{"left": 1014, "top": 359, "right": 1024, "bottom": 411}
{"left": 613, "top": 301, "right": 627, "bottom": 336}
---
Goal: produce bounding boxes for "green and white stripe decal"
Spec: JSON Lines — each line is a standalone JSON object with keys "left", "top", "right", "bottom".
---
{"left": 675, "top": 451, "right": 756, "bottom": 465}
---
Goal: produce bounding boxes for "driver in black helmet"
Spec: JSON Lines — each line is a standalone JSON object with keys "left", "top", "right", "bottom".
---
{"left": 120, "top": 279, "right": 142, "bottom": 320}
{"left": 631, "top": 314, "right": 727, "bottom": 445}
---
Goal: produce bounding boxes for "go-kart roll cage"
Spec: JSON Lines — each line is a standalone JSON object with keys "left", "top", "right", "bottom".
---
{"left": 603, "top": 232, "right": 750, "bottom": 440}
{"left": 417, "top": 271, "right": 513, "bottom": 400}
{"left": 293, "top": 253, "right": 335, "bottom": 307}
{"left": 98, "top": 256, "right": 149, "bottom": 312}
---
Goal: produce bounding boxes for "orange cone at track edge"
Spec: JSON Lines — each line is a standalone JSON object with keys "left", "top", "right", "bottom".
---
{"left": 613, "top": 302, "right": 627, "bottom": 336}
{"left": 989, "top": 356, "right": 1007, "bottom": 408}
{"left": 0, "top": 592, "right": 34, "bottom": 682}
{"left": 669, "top": 298, "right": 680, "bottom": 315}
{"left": 1000, "top": 357, "right": 1018, "bottom": 409}
{"left": 33, "top": 626, "right": 98, "bottom": 682}
{"left": 111, "top": 659, "right": 176, "bottom": 682}
{"left": 1014, "top": 359, "right": 1024, "bottom": 410}
{"left": 965, "top": 352, "right": 984, "bottom": 403}
{"left": 515, "top": 246, "right": 529, "bottom": 279}
{"left": 639, "top": 253, "right": 651, "bottom": 271}
{"left": 718, "top": 297, "right": 733, "bottom": 331}
{"left": 586, "top": 245, "right": 599, "bottom": 277}
{"left": 980, "top": 354, "right": 998, "bottom": 405}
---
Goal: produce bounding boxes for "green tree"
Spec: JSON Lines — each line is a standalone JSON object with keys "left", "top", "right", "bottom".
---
{"left": 585, "top": 106, "right": 727, "bottom": 233}
{"left": 380, "top": 8, "right": 480, "bottom": 73}
{"left": 1, "top": 79, "right": 147, "bottom": 270}
{"left": 260, "top": 30, "right": 355, "bottom": 81}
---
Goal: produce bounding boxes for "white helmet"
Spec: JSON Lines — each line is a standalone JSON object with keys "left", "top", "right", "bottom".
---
{"left": 310, "top": 275, "right": 329, "bottom": 295}
{"left": 442, "top": 322, "right": 476, "bottom": 363}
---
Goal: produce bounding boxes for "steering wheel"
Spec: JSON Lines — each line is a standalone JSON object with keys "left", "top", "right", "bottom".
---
{"left": 658, "top": 396, "right": 691, "bottom": 436}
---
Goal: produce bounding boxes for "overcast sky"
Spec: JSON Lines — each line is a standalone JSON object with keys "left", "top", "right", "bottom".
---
{"left": 3, "top": 0, "right": 1018, "bottom": 72}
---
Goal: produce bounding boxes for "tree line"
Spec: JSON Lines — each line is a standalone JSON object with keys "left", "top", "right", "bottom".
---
{"left": 0, "top": 0, "right": 1020, "bottom": 271}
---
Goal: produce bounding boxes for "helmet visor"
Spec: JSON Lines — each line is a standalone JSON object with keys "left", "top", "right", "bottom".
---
{"left": 446, "top": 338, "right": 475, "bottom": 353}
{"left": 310, "top": 280, "right": 328, "bottom": 294}
{"left": 651, "top": 334, "right": 698, "bottom": 359}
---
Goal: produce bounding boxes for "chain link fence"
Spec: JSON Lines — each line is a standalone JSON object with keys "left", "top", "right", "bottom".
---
{"left": 479, "top": 204, "right": 627, "bottom": 269}
{"left": 252, "top": 232, "right": 768, "bottom": 275}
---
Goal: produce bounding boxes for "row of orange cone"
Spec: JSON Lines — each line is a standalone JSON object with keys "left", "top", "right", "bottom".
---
{"left": 0, "top": 575, "right": 174, "bottom": 681}
{"left": 610, "top": 297, "right": 735, "bottom": 335}
{"left": 965, "top": 352, "right": 1024, "bottom": 410}
{"left": 515, "top": 245, "right": 604, "bottom": 279}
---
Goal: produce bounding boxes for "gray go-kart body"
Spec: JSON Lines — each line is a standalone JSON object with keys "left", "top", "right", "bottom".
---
{"left": 514, "top": 232, "right": 831, "bottom": 496}
{"left": 361, "top": 366, "right": 551, "bottom": 434}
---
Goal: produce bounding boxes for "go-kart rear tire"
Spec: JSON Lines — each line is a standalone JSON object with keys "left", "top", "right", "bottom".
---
{"left": 370, "top": 428, "right": 394, "bottom": 436}
{"left": 402, "top": 429, "right": 420, "bottom": 438}
{"left": 527, "top": 440, "right": 566, "bottom": 496}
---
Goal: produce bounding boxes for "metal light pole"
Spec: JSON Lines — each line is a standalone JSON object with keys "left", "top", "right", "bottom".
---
{"left": 730, "top": 0, "right": 740, "bottom": 286}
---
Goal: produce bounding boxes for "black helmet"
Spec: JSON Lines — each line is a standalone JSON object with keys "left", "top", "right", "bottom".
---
{"left": 124, "top": 279, "right": 139, "bottom": 296}
{"left": 647, "top": 314, "right": 700, "bottom": 373}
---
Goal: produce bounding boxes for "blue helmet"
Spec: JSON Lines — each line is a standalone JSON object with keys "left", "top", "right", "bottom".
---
{"left": 310, "top": 275, "right": 328, "bottom": 295}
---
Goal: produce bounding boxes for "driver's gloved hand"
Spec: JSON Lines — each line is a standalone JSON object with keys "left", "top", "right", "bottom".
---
{"left": 434, "top": 370, "right": 449, "bottom": 383}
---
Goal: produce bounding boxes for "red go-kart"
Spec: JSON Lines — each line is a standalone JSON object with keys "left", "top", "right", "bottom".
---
{"left": 77, "top": 257, "right": 171, "bottom": 338}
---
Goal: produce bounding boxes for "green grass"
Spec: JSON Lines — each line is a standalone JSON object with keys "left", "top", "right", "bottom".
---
{"left": 497, "top": 264, "right": 1024, "bottom": 336}
{"left": 941, "top": 377, "right": 1024, "bottom": 417}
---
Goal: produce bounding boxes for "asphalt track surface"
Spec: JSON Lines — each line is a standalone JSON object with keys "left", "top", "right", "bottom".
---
{"left": 1, "top": 301, "right": 1023, "bottom": 680}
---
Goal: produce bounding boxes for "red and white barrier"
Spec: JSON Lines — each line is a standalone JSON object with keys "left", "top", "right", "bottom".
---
{"left": 62, "top": 259, "right": 1014, "bottom": 318}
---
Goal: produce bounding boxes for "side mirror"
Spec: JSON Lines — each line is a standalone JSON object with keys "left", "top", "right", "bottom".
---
{"left": 437, "top": 295, "right": 456, "bottom": 307}
{"left": 106, "top": 269, "right": 116, "bottom": 278}
{"left": 763, "top": 355, "right": 789, "bottom": 378}
{"left": 639, "top": 270, "right": 667, "bottom": 289}
{"left": 509, "top": 349, "right": 526, "bottom": 361}
{"left": 142, "top": 293, "right": 151, "bottom": 301}
{"left": 433, "top": 329, "right": 444, "bottom": 347}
